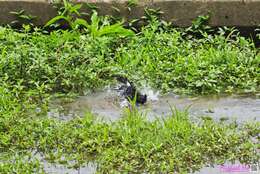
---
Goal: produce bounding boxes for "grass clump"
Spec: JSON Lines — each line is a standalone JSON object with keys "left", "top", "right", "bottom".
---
{"left": 0, "top": 23, "right": 259, "bottom": 95}
{"left": 0, "top": 27, "right": 118, "bottom": 94}
{"left": 0, "top": 71, "right": 259, "bottom": 173}
{"left": 0, "top": 84, "right": 259, "bottom": 173}
{"left": 0, "top": 154, "right": 44, "bottom": 174}
{"left": 114, "top": 23, "right": 260, "bottom": 93}
{"left": 1, "top": 102, "right": 259, "bottom": 173}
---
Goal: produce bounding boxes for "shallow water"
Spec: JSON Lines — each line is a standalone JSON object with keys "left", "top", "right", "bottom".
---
{"left": 43, "top": 160, "right": 259, "bottom": 174}
{"left": 194, "top": 162, "right": 259, "bottom": 174}
{"left": 43, "top": 162, "right": 96, "bottom": 174}
{"left": 46, "top": 89, "right": 260, "bottom": 174}
{"left": 48, "top": 89, "right": 260, "bottom": 122}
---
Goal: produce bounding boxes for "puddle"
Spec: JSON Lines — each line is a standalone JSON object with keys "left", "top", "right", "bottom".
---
{"left": 43, "top": 162, "right": 259, "bottom": 174}
{"left": 46, "top": 89, "right": 260, "bottom": 173}
{"left": 31, "top": 151, "right": 97, "bottom": 174}
{"left": 48, "top": 89, "right": 260, "bottom": 122}
{"left": 43, "top": 161, "right": 96, "bottom": 174}
{"left": 194, "top": 162, "right": 260, "bottom": 174}
{"left": 48, "top": 89, "right": 121, "bottom": 121}
{"left": 151, "top": 93, "right": 260, "bottom": 122}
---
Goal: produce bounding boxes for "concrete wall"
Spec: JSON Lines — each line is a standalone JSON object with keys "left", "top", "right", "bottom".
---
{"left": 0, "top": 0, "right": 259, "bottom": 27}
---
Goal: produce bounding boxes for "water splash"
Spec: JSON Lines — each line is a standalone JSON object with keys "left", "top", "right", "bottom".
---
{"left": 115, "top": 84, "right": 160, "bottom": 107}
{"left": 119, "top": 99, "right": 129, "bottom": 108}
{"left": 141, "top": 86, "right": 160, "bottom": 102}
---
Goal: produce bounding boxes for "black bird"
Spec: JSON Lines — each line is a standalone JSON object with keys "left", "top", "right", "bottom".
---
{"left": 113, "top": 75, "right": 147, "bottom": 105}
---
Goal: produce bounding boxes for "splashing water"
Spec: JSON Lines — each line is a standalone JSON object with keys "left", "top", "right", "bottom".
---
{"left": 119, "top": 99, "right": 129, "bottom": 108}
{"left": 141, "top": 86, "right": 160, "bottom": 102}
{"left": 112, "top": 83, "right": 159, "bottom": 108}
{"left": 49, "top": 86, "right": 260, "bottom": 123}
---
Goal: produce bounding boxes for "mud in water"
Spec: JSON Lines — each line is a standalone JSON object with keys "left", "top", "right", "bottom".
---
{"left": 48, "top": 89, "right": 260, "bottom": 122}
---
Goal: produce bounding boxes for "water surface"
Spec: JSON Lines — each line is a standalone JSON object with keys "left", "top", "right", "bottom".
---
{"left": 46, "top": 89, "right": 260, "bottom": 174}
{"left": 48, "top": 89, "right": 260, "bottom": 122}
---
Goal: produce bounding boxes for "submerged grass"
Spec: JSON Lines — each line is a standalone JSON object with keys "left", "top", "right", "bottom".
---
{"left": 0, "top": 101, "right": 259, "bottom": 173}
{"left": 0, "top": 83, "right": 259, "bottom": 173}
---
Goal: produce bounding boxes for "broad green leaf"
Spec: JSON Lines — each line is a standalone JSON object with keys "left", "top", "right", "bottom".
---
{"left": 44, "top": 15, "right": 68, "bottom": 28}
{"left": 72, "top": 18, "right": 89, "bottom": 30}
{"left": 97, "top": 23, "right": 135, "bottom": 37}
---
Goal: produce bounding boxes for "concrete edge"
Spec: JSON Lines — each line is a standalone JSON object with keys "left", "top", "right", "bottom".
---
{"left": 0, "top": 0, "right": 260, "bottom": 27}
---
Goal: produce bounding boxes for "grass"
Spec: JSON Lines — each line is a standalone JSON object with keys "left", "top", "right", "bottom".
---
{"left": 1, "top": 22, "right": 259, "bottom": 95}
{"left": 0, "top": 98, "right": 259, "bottom": 173}
{"left": 0, "top": 10, "right": 260, "bottom": 173}
{"left": 114, "top": 27, "right": 260, "bottom": 94}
